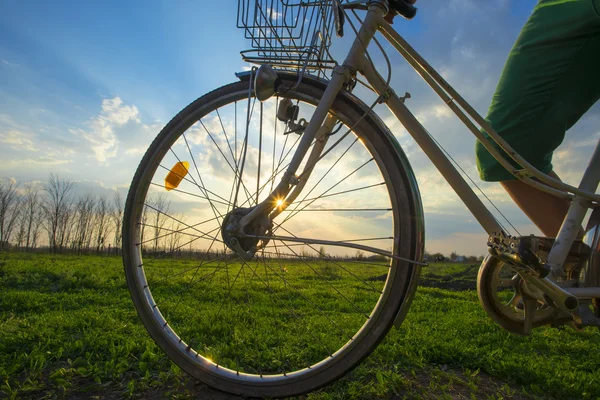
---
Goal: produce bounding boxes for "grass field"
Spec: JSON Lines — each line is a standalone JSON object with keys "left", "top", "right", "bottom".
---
{"left": 1, "top": 252, "right": 599, "bottom": 399}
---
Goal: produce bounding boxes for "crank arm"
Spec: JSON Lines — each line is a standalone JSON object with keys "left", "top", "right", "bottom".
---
{"left": 247, "top": 234, "right": 428, "bottom": 266}
{"left": 490, "top": 250, "right": 579, "bottom": 314}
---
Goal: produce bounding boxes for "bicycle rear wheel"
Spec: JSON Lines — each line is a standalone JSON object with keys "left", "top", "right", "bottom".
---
{"left": 122, "top": 73, "right": 423, "bottom": 397}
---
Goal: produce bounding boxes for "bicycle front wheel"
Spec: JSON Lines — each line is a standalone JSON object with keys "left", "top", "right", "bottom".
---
{"left": 123, "top": 73, "right": 423, "bottom": 398}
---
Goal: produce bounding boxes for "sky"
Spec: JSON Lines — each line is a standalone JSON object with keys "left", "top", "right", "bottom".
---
{"left": 1, "top": 0, "right": 599, "bottom": 257}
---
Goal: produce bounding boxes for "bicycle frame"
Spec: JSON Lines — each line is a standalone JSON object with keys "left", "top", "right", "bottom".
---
{"left": 239, "top": 1, "right": 600, "bottom": 296}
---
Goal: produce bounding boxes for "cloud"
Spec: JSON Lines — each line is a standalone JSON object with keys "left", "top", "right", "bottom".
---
{"left": 0, "top": 130, "right": 38, "bottom": 152}
{"left": 4, "top": 157, "right": 72, "bottom": 167}
{"left": 70, "top": 97, "right": 140, "bottom": 162}
{"left": 552, "top": 132, "right": 600, "bottom": 184}
{"left": 1, "top": 59, "right": 20, "bottom": 68}
{"left": 125, "top": 147, "right": 148, "bottom": 156}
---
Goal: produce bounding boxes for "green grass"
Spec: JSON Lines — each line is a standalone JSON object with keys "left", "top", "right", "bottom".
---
{"left": 1, "top": 252, "right": 599, "bottom": 399}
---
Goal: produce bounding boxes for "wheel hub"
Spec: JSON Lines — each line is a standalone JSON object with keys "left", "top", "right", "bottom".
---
{"left": 221, "top": 207, "right": 273, "bottom": 260}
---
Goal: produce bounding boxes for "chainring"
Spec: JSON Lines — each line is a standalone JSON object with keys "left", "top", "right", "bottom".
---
{"left": 477, "top": 255, "right": 568, "bottom": 335}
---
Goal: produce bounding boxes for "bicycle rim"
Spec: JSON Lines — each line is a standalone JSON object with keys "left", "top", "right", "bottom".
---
{"left": 123, "top": 73, "right": 421, "bottom": 397}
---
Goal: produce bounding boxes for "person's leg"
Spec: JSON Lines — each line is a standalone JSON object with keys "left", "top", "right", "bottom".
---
{"left": 475, "top": 0, "right": 600, "bottom": 236}
{"left": 500, "top": 171, "right": 578, "bottom": 238}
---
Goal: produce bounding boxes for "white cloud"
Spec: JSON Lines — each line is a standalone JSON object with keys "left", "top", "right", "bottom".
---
{"left": 0, "top": 130, "right": 38, "bottom": 152}
{"left": 71, "top": 97, "right": 140, "bottom": 162}
{"left": 101, "top": 97, "right": 140, "bottom": 125}
{"left": 4, "top": 157, "right": 72, "bottom": 167}
{"left": 552, "top": 132, "right": 600, "bottom": 184}
{"left": 125, "top": 147, "right": 148, "bottom": 156}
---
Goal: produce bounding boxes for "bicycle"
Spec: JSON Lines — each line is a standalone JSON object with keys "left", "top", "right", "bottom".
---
{"left": 122, "top": 0, "right": 600, "bottom": 397}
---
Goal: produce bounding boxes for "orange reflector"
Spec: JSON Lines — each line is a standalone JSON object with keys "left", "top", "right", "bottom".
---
{"left": 165, "top": 161, "right": 189, "bottom": 191}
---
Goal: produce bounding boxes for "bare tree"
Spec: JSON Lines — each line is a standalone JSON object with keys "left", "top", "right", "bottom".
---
{"left": 140, "top": 203, "right": 149, "bottom": 252}
{"left": 148, "top": 194, "right": 171, "bottom": 253}
{"left": 0, "top": 178, "right": 21, "bottom": 251}
{"left": 57, "top": 197, "right": 74, "bottom": 253}
{"left": 72, "top": 193, "right": 96, "bottom": 254}
{"left": 22, "top": 183, "right": 42, "bottom": 251}
{"left": 15, "top": 213, "right": 26, "bottom": 250}
{"left": 43, "top": 173, "right": 75, "bottom": 253}
{"left": 167, "top": 214, "right": 185, "bottom": 255}
{"left": 111, "top": 191, "right": 124, "bottom": 255}
{"left": 94, "top": 195, "right": 111, "bottom": 254}
{"left": 30, "top": 210, "right": 43, "bottom": 250}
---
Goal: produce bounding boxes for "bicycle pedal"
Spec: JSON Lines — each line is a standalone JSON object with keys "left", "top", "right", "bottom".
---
{"left": 487, "top": 233, "right": 549, "bottom": 277}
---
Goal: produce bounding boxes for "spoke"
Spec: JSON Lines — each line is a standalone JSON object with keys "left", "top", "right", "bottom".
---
{"left": 136, "top": 223, "right": 220, "bottom": 247}
{"left": 290, "top": 182, "right": 386, "bottom": 205}
{"left": 273, "top": 225, "right": 385, "bottom": 293}
{"left": 234, "top": 134, "right": 306, "bottom": 211}
{"left": 215, "top": 255, "right": 249, "bottom": 316}
{"left": 147, "top": 253, "right": 233, "bottom": 286}
{"left": 276, "top": 137, "right": 362, "bottom": 229}
{"left": 154, "top": 235, "right": 220, "bottom": 309}
{"left": 269, "top": 240, "right": 335, "bottom": 359}
{"left": 270, "top": 97, "right": 278, "bottom": 193}
{"left": 150, "top": 181, "right": 231, "bottom": 207}
{"left": 142, "top": 203, "right": 224, "bottom": 245}
{"left": 270, "top": 134, "right": 303, "bottom": 188}
{"left": 229, "top": 119, "right": 305, "bottom": 213}
{"left": 233, "top": 93, "right": 256, "bottom": 207}
{"left": 237, "top": 252, "right": 355, "bottom": 342}
{"left": 138, "top": 229, "right": 218, "bottom": 266}
{"left": 256, "top": 102, "right": 263, "bottom": 205}
{"left": 199, "top": 120, "right": 254, "bottom": 204}
{"left": 279, "top": 208, "right": 392, "bottom": 212}
{"left": 227, "top": 102, "right": 240, "bottom": 215}
{"left": 179, "top": 135, "right": 224, "bottom": 224}
{"left": 216, "top": 108, "right": 238, "bottom": 169}
{"left": 277, "top": 156, "right": 375, "bottom": 230}
{"left": 274, "top": 240, "right": 371, "bottom": 318}
{"left": 235, "top": 101, "right": 237, "bottom": 172}
{"left": 275, "top": 121, "right": 291, "bottom": 176}
{"left": 223, "top": 241, "right": 233, "bottom": 335}
{"left": 157, "top": 163, "right": 231, "bottom": 207}
{"left": 297, "top": 120, "right": 357, "bottom": 182}
{"left": 265, "top": 236, "right": 394, "bottom": 244}
{"left": 263, "top": 235, "right": 394, "bottom": 246}
{"left": 258, "top": 250, "right": 391, "bottom": 267}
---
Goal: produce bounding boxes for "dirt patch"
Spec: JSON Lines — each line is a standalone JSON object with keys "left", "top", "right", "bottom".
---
{"left": 405, "top": 365, "right": 532, "bottom": 400}
{"left": 419, "top": 275, "right": 477, "bottom": 291}
{"left": 419, "top": 264, "right": 479, "bottom": 291}
{"left": 370, "top": 265, "right": 481, "bottom": 292}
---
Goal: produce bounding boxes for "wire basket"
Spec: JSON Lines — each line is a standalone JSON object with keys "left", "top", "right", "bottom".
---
{"left": 237, "top": 0, "right": 337, "bottom": 71}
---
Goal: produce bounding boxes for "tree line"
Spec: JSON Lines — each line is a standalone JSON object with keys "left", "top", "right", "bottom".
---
{"left": 0, "top": 174, "right": 185, "bottom": 256}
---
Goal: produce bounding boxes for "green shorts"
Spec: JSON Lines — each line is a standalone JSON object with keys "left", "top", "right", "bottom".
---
{"left": 476, "top": 0, "right": 600, "bottom": 182}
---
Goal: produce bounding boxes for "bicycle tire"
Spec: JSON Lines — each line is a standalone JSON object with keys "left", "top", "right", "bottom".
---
{"left": 122, "top": 72, "right": 423, "bottom": 398}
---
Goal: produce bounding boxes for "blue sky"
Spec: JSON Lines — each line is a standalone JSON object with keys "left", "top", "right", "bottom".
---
{"left": 1, "top": 0, "right": 598, "bottom": 256}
